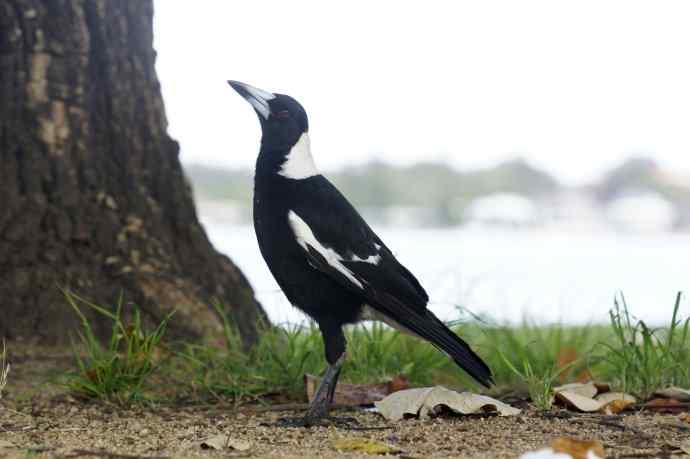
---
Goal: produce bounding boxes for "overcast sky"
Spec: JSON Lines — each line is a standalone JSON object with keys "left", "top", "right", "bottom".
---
{"left": 153, "top": 1, "right": 690, "bottom": 185}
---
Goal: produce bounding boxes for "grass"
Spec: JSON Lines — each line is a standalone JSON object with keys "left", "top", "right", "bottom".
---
{"left": 60, "top": 290, "right": 688, "bottom": 408}
{"left": 0, "top": 339, "right": 9, "bottom": 399}
{"left": 598, "top": 292, "right": 689, "bottom": 399}
{"left": 180, "top": 303, "right": 458, "bottom": 403}
{"left": 63, "top": 290, "right": 173, "bottom": 404}
{"left": 180, "top": 309, "right": 326, "bottom": 402}
{"left": 496, "top": 353, "right": 566, "bottom": 410}
{"left": 476, "top": 322, "right": 608, "bottom": 386}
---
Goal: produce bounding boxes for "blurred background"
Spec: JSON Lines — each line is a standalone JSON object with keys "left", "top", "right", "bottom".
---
{"left": 154, "top": 0, "right": 690, "bottom": 326}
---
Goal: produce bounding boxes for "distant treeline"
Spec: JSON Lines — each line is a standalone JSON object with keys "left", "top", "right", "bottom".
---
{"left": 186, "top": 158, "right": 557, "bottom": 204}
{"left": 185, "top": 157, "right": 690, "bottom": 225}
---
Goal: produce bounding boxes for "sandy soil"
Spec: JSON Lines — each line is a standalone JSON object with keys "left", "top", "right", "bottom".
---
{"left": 1, "top": 347, "right": 689, "bottom": 459}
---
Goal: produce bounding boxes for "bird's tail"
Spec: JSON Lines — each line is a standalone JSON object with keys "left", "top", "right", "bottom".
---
{"left": 420, "top": 311, "right": 493, "bottom": 387}
{"left": 377, "top": 305, "right": 493, "bottom": 387}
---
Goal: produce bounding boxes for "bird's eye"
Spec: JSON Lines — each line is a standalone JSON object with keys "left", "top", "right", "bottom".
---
{"left": 274, "top": 110, "right": 290, "bottom": 119}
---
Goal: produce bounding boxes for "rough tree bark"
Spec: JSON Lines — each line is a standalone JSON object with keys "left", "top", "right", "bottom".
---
{"left": 0, "top": 0, "right": 266, "bottom": 345}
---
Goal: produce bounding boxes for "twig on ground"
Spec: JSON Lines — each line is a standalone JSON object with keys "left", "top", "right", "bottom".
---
{"left": 634, "top": 402, "right": 690, "bottom": 411}
{"left": 62, "top": 449, "right": 170, "bottom": 459}
{"left": 239, "top": 402, "right": 363, "bottom": 413}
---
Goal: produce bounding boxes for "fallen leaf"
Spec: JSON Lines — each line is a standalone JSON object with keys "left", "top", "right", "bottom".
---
{"left": 554, "top": 385, "right": 635, "bottom": 413}
{"left": 644, "top": 398, "right": 684, "bottom": 412}
{"left": 598, "top": 399, "right": 634, "bottom": 415}
{"left": 306, "top": 374, "right": 409, "bottom": 406}
{"left": 388, "top": 374, "right": 409, "bottom": 393}
{"left": 554, "top": 383, "right": 598, "bottom": 399}
{"left": 595, "top": 392, "right": 636, "bottom": 404}
{"left": 593, "top": 382, "right": 611, "bottom": 394}
{"left": 374, "top": 386, "right": 520, "bottom": 421}
{"left": 333, "top": 437, "right": 401, "bottom": 454}
{"left": 200, "top": 434, "right": 250, "bottom": 451}
{"left": 554, "top": 390, "right": 602, "bottom": 412}
{"left": 654, "top": 387, "right": 690, "bottom": 401}
{"left": 595, "top": 392, "right": 636, "bottom": 415}
{"left": 551, "top": 437, "right": 605, "bottom": 459}
{"left": 680, "top": 412, "right": 690, "bottom": 423}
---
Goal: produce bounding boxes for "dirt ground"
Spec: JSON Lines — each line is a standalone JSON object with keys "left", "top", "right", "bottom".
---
{"left": 1, "top": 348, "right": 689, "bottom": 459}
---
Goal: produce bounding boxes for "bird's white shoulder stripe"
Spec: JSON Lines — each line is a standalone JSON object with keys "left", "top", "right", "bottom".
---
{"left": 279, "top": 133, "right": 319, "bottom": 180}
{"left": 287, "top": 210, "right": 363, "bottom": 288}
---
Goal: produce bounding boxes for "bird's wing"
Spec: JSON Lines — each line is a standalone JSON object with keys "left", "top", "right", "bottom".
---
{"left": 286, "top": 205, "right": 493, "bottom": 387}
{"left": 286, "top": 207, "right": 428, "bottom": 311}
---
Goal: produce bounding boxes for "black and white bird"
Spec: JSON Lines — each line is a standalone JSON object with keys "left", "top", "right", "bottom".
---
{"left": 228, "top": 80, "right": 493, "bottom": 425}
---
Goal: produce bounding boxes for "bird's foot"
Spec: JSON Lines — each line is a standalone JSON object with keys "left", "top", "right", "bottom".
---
{"left": 272, "top": 414, "right": 360, "bottom": 428}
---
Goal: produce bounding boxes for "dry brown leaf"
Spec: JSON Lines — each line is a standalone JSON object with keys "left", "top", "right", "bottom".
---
{"left": 654, "top": 386, "right": 690, "bottom": 401}
{"left": 645, "top": 398, "right": 683, "bottom": 412}
{"left": 554, "top": 390, "right": 602, "bottom": 412}
{"left": 374, "top": 386, "right": 520, "bottom": 421}
{"left": 594, "top": 392, "right": 636, "bottom": 404}
{"left": 680, "top": 412, "right": 690, "bottom": 423}
{"left": 593, "top": 382, "right": 611, "bottom": 394}
{"left": 551, "top": 437, "right": 605, "bottom": 459}
{"left": 598, "top": 399, "right": 633, "bottom": 415}
{"left": 305, "top": 374, "right": 410, "bottom": 406}
{"left": 554, "top": 383, "right": 598, "bottom": 399}
{"left": 595, "top": 392, "right": 636, "bottom": 414}
{"left": 333, "top": 437, "right": 401, "bottom": 454}
{"left": 554, "top": 384, "right": 634, "bottom": 413}
{"left": 200, "top": 434, "right": 250, "bottom": 451}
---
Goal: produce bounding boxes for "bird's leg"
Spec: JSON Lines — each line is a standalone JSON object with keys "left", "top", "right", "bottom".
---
{"left": 303, "top": 352, "right": 345, "bottom": 422}
{"left": 273, "top": 324, "right": 358, "bottom": 428}
{"left": 326, "top": 363, "right": 342, "bottom": 405}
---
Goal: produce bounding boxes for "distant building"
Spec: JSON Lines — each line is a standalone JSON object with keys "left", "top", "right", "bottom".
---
{"left": 381, "top": 205, "right": 441, "bottom": 227}
{"left": 463, "top": 192, "right": 538, "bottom": 227}
{"left": 543, "top": 189, "right": 609, "bottom": 232}
{"left": 605, "top": 189, "right": 677, "bottom": 232}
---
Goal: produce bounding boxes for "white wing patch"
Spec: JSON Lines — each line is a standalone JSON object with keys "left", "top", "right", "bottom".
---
{"left": 278, "top": 133, "right": 319, "bottom": 180}
{"left": 351, "top": 253, "right": 381, "bottom": 265}
{"left": 287, "top": 210, "right": 363, "bottom": 288}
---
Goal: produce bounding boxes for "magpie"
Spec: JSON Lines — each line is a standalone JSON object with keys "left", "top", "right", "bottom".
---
{"left": 228, "top": 80, "right": 493, "bottom": 425}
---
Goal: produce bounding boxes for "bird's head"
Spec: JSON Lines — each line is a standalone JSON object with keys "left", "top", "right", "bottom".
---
{"left": 228, "top": 80, "right": 309, "bottom": 152}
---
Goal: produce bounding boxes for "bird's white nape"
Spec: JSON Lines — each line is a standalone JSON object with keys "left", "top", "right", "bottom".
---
{"left": 278, "top": 133, "right": 319, "bottom": 180}
{"left": 287, "top": 210, "right": 363, "bottom": 288}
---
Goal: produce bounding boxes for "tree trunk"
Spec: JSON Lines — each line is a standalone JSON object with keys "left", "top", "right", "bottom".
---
{"left": 0, "top": 0, "right": 266, "bottom": 346}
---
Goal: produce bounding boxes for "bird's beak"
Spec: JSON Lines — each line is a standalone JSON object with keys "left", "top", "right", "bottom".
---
{"left": 228, "top": 80, "right": 276, "bottom": 120}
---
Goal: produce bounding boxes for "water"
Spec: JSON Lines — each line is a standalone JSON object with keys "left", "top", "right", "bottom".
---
{"left": 201, "top": 218, "right": 690, "bottom": 326}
